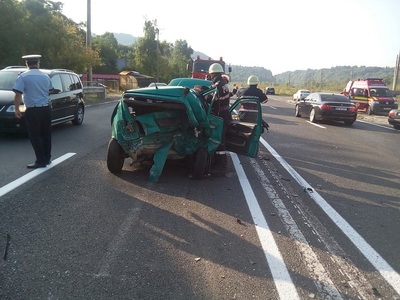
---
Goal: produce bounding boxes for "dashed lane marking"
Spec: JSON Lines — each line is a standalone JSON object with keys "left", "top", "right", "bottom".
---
{"left": 231, "top": 152, "right": 300, "bottom": 300}
{"left": 260, "top": 137, "right": 400, "bottom": 295}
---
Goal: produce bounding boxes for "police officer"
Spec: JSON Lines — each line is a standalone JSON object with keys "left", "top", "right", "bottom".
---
{"left": 13, "top": 54, "right": 54, "bottom": 168}
{"left": 208, "top": 63, "right": 231, "bottom": 176}
{"left": 238, "top": 75, "right": 270, "bottom": 131}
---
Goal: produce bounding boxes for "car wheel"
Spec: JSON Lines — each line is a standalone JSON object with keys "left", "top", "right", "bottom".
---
{"left": 295, "top": 105, "right": 301, "bottom": 117}
{"left": 107, "top": 138, "right": 125, "bottom": 173}
{"left": 309, "top": 109, "right": 317, "bottom": 123}
{"left": 72, "top": 104, "right": 84, "bottom": 125}
{"left": 192, "top": 147, "right": 209, "bottom": 180}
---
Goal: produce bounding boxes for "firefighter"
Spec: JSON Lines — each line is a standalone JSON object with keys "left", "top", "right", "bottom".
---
{"left": 238, "top": 75, "right": 270, "bottom": 131}
{"left": 208, "top": 63, "right": 231, "bottom": 176}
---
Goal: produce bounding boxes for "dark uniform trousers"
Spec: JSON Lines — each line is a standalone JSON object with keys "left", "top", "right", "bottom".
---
{"left": 213, "top": 108, "right": 230, "bottom": 171}
{"left": 25, "top": 106, "right": 52, "bottom": 164}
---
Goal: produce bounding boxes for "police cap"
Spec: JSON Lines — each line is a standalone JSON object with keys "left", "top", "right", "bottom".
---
{"left": 22, "top": 54, "right": 41, "bottom": 64}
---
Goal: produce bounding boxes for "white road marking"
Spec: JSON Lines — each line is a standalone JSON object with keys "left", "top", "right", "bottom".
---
{"left": 306, "top": 121, "right": 326, "bottom": 128}
{"left": 259, "top": 158, "right": 374, "bottom": 299}
{"left": 0, "top": 153, "right": 76, "bottom": 197}
{"left": 260, "top": 138, "right": 400, "bottom": 295}
{"left": 249, "top": 158, "right": 343, "bottom": 299}
{"left": 231, "top": 152, "right": 300, "bottom": 300}
{"left": 356, "top": 119, "right": 396, "bottom": 130}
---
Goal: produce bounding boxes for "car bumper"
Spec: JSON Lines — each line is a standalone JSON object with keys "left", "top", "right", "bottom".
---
{"left": 0, "top": 116, "right": 27, "bottom": 133}
{"left": 388, "top": 118, "right": 400, "bottom": 126}
{"left": 319, "top": 111, "right": 357, "bottom": 121}
{"left": 371, "top": 104, "right": 397, "bottom": 115}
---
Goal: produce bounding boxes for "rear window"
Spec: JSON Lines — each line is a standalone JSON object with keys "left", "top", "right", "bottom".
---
{"left": 320, "top": 94, "right": 350, "bottom": 102}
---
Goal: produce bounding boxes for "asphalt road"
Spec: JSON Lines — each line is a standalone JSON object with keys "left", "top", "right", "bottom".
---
{"left": 0, "top": 96, "right": 399, "bottom": 299}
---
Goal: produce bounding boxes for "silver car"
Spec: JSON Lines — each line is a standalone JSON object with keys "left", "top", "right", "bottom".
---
{"left": 293, "top": 89, "right": 311, "bottom": 101}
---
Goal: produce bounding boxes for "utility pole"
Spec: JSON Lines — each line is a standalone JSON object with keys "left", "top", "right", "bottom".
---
{"left": 156, "top": 27, "right": 160, "bottom": 82}
{"left": 393, "top": 50, "right": 399, "bottom": 91}
{"left": 320, "top": 69, "right": 323, "bottom": 88}
{"left": 86, "top": 0, "right": 92, "bottom": 83}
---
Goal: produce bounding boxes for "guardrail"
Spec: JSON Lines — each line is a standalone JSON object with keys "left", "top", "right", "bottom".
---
{"left": 83, "top": 86, "right": 107, "bottom": 100}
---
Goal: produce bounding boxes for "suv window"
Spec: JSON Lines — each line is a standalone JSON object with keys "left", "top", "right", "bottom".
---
{"left": 71, "top": 74, "right": 82, "bottom": 90}
{"left": 60, "top": 73, "right": 74, "bottom": 92}
{"left": 51, "top": 74, "right": 63, "bottom": 91}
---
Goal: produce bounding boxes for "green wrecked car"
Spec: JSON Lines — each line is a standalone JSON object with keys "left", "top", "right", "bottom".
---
{"left": 107, "top": 79, "right": 264, "bottom": 182}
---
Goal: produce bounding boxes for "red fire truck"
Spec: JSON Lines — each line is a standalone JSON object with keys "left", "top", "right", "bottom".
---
{"left": 341, "top": 78, "right": 398, "bottom": 115}
{"left": 187, "top": 55, "right": 231, "bottom": 79}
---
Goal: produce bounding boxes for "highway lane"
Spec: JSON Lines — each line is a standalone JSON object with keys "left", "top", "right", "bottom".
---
{"left": 1, "top": 97, "right": 399, "bottom": 299}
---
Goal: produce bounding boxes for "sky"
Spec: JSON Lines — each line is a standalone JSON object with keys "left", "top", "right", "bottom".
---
{"left": 60, "top": 0, "right": 400, "bottom": 75}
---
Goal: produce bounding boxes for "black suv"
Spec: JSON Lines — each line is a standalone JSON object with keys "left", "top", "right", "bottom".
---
{"left": 0, "top": 66, "right": 85, "bottom": 133}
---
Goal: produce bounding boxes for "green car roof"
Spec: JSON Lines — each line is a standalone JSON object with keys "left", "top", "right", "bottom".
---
{"left": 168, "top": 77, "right": 212, "bottom": 89}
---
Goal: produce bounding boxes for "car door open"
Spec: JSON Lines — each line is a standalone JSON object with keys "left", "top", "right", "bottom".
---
{"left": 226, "top": 97, "right": 263, "bottom": 158}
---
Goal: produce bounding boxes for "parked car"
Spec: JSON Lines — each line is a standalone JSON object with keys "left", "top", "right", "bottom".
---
{"left": 265, "top": 87, "right": 275, "bottom": 95}
{"left": 295, "top": 92, "right": 357, "bottom": 125}
{"left": 0, "top": 66, "right": 85, "bottom": 133}
{"left": 388, "top": 109, "right": 400, "bottom": 129}
{"left": 293, "top": 89, "right": 311, "bottom": 101}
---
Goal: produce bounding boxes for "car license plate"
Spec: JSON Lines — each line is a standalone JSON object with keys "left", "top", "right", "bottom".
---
{"left": 335, "top": 107, "right": 347, "bottom": 111}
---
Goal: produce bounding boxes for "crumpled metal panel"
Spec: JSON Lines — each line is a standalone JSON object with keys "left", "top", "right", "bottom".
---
{"left": 110, "top": 88, "right": 223, "bottom": 182}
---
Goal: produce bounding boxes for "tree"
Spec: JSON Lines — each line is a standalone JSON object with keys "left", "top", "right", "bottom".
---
{"left": 91, "top": 32, "right": 119, "bottom": 73}
{"left": 168, "top": 40, "right": 193, "bottom": 79}
{"left": 133, "top": 20, "right": 159, "bottom": 77}
{"left": 0, "top": 0, "right": 101, "bottom": 72}
{"left": 0, "top": 0, "right": 28, "bottom": 66}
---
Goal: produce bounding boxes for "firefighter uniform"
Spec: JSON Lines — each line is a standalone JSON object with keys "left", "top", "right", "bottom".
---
{"left": 238, "top": 75, "right": 270, "bottom": 131}
{"left": 208, "top": 63, "right": 231, "bottom": 176}
{"left": 13, "top": 54, "right": 54, "bottom": 168}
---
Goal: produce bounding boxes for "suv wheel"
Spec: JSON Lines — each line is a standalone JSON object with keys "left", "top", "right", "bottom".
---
{"left": 72, "top": 104, "right": 84, "bottom": 125}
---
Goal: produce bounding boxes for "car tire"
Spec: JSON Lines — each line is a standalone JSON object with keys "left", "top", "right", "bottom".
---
{"left": 309, "top": 109, "right": 317, "bottom": 123}
{"left": 107, "top": 138, "right": 125, "bottom": 173}
{"left": 192, "top": 147, "right": 209, "bottom": 180}
{"left": 295, "top": 105, "right": 301, "bottom": 117}
{"left": 72, "top": 104, "right": 84, "bottom": 125}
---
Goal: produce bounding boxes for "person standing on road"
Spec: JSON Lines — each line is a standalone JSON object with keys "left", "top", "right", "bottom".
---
{"left": 13, "top": 54, "right": 54, "bottom": 169}
{"left": 238, "top": 75, "right": 270, "bottom": 131}
{"left": 208, "top": 63, "right": 231, "bottom": 176}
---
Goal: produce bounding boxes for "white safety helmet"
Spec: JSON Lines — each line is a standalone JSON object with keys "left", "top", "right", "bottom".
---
{"left": 247, "top": 75, "right": 259, "bottom": 85}
{"left": 209, "top": 63, "right": 224, "bottom": 74}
